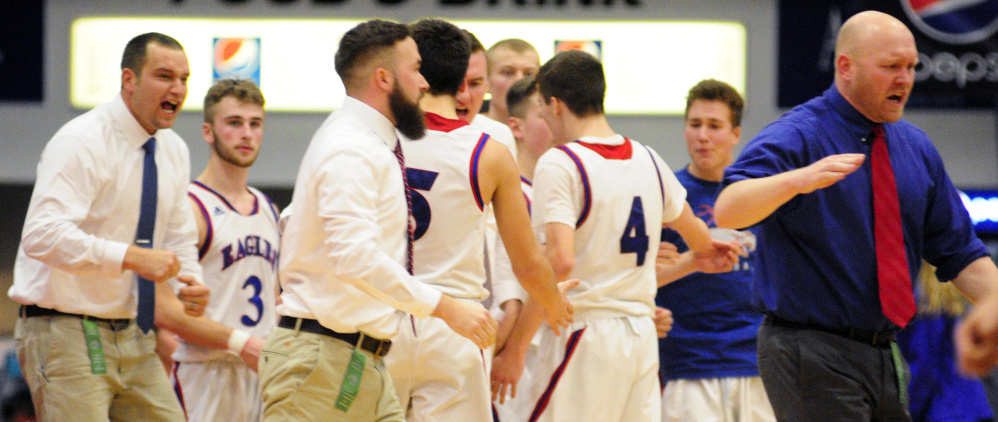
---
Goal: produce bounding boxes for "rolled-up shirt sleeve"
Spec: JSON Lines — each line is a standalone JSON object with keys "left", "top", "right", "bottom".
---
{"left": 20, "top": 133, "right": 130, "bottom": 278}
{"left": 160, "top": 141, "right": 203, "bottom": 284}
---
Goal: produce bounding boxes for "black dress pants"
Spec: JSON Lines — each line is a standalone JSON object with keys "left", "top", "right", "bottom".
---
{"left": 757, "top": 318, "right": 911, "bottom": 422}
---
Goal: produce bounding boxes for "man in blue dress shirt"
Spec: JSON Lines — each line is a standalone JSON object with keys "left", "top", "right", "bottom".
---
{"left": 715, "top": 10, "right": 998, "bottom": 421}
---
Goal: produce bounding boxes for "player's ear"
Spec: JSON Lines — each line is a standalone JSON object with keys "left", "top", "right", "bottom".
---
{"left": 202, "top": 122, "right": 214, "bottom": 145}
{"left": 507, "top": 117, "right": 524, "bottom": 139}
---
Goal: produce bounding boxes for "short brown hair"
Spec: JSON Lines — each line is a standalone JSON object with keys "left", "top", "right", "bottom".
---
{"left": 203, "top": 79, "right": 265, "bottom": 123}
{"left": 121, "top": 32, "right": 184, "bottom": 75}
{"left": 506, "top": 75, "right": 538, "bottom": 119}
{"left": 485, "top": 38, "right": 538, "bottom": 74}
{"left": 464, "top": 29, "right": 485, "bottom": 54}
{"left": 685, "top": 79, "right": 744, "bottom": 127}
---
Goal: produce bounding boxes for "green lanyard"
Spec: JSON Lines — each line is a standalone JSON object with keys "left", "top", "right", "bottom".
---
{"left": 82, "top": 319, "right": 107, "bottom": 375}
{"left": 890, "top": 341, "right": 908, "bottom": 407}
{"left": 335, "top": 349, "right": 367, "bottom": 412}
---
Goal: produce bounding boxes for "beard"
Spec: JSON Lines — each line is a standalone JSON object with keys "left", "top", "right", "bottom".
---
{"left": 212, "top": 132, "right": 256, "bottom": 168}
{"left": 389, "top": 81, "right": 426, "bottom": 140}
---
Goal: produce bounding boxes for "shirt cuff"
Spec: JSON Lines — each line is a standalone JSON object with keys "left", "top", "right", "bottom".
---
{"left": 407, "top": 282, "right": 443, "bottom": 319}
{"left": 104, "top": 241, "right": 130, "bottom": 276}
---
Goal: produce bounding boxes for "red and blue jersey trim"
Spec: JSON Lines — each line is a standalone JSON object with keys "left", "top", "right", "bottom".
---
{"left": 529, "top": 327, "right": 587, "bottom": 422}
{"left": 261, "top": 191, "right": 280, "bottom": 224}
{"left": 469, "top": 133, "right": 491, "bottom": 211}
{"left": 643, "top": 145, "right": 666, "bottom": 208}
{"left": 575, "top": 137, "right": 632, "bottom": 160}
{"left": 172, "top": 362, "right": 189, "bottom": 420}
{"left": 522, "top": 176, "right": 533, "bottom": 215}
{"left": 191, "top": 181, "right": 259, "bottom": 215}
{"left": 426, "top": 112, "right": 470, "bottom": 132}
{"left": 187, "top": 192, "right": 213, "bottom": 260}
{"left": 556, "top": 145, "right": 592, "bottom": 228}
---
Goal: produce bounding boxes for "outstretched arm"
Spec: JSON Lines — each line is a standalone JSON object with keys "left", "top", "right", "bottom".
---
{"left": 481, "top": 140, "right": 573, "bottom": 333}
{"left": 952, "top": 257, "right": 998, "bottom": 376}
{"left": 715, "top": 153, "right": 866, "bottom": 229}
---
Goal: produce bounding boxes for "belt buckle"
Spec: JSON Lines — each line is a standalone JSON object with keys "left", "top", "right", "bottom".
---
{"left": 373, "top": 340, "right": 388, "bottom": 358}
{"left": 108, "top": 318, "right": 130, "bottom": 332}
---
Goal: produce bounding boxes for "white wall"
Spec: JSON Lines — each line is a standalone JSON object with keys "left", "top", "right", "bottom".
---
{"left": 1, "top": 0, "right": 995, "bottom": 187}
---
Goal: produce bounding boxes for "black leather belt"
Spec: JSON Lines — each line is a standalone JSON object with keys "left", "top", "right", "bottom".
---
{"left": 20, "top": 305, "right": 134, "bottom": 331}
{"left": 766, "top": 315, "right": 896, "bottom": 347}
{"left": 279, "top": 316, "right": 392, "bottom": 358}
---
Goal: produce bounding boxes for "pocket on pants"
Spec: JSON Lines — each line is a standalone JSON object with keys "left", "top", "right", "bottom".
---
{"left": 259, "top": 330, "right": 322, "bottom": 410}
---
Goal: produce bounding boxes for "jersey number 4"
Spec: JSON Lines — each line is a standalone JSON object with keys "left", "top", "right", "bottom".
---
{"left": 406, "top": 168, "right": 439, "bottom": 241}
{"left": 620, "top": 196, "right": 649, "bottom": 266}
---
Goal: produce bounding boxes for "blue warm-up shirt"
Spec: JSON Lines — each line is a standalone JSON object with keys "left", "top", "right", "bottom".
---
{"left": 656, "top": 168, "right": 762, "bottom": 382}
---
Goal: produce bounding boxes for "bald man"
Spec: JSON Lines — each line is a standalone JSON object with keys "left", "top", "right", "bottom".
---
{"left": 714, "top": 11, "right": 998, "bottom": 421}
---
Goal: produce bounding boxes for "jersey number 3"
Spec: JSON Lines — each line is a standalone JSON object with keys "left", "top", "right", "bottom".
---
{"left": 241, "top": 275, "right": 264, "bottom": 327}
{"left": 620, "top": 196, "right": 649, "bottom": 266}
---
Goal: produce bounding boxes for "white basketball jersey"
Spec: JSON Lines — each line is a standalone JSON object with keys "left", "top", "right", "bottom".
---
{"left": 533, "top": 135, "right": 686, "bottom": 318}
{"left": 174, "top": 182, "right": 280, "bottom": 362}
{"left": 401, "top": 113, "right": 490, "bottom": 300}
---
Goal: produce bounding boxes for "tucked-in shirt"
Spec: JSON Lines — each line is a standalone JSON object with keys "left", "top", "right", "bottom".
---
{"left": 657, "top": 168, "right": 761, "bottom": 382}
{"left": 11, "top": 94, "right": 202, "bottom": 319}
{"left": 723, "top": 85, "right": 987, "bottom": 332}
{"left": 533, "top": 135, "right": 686, "bottom": 319}
{"left": 277, "top": 96, "right": 442, "bottom": 340}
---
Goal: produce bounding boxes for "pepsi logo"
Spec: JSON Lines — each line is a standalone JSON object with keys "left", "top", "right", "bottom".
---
{"left": 899, "top": 0, "right": 998, "bottom": 45}
{"left": 213, "top": 38, "right": 261, "bottom": 82}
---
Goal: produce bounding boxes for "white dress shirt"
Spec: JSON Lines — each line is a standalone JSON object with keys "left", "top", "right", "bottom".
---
{"left": 277, "top": 96, "right": 442, "bottom": 340}
{"left": 11, "top": 94, "right": 202, "bottom": 319}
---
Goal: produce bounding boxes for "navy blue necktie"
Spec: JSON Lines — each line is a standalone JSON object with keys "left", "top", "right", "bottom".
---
{"left": 136, "top": 138, "right": 157, "bottom": 333}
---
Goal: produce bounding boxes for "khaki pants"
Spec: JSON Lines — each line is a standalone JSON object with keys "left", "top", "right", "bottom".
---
{"left": 15, "top": 315, "right": 185, "bottom": 422}
{"left": 259, "top": 326, "right": 404, "bottom": 422}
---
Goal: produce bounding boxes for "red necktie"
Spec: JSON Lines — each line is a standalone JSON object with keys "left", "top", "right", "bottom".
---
{"left": 394, "top": 141, "right": 414, "bottom": 275}
{"left": 871, "top": 125, "right": 915, "bottom": 328}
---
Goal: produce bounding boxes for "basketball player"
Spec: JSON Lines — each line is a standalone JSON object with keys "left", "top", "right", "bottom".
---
{"left": 458, "top": 30, "right": 519, "bottom": 318}
{"left": 483, "top": 38, "right": 541, "bottom": 125}
{"left": 166, "top": 79, "right": 279, "bottom": 422}
{"left": 385, "top": 19, "right": 573, "bottom": 421}
{"left": 488, "top": 75, "right": 551, "bottom": 421}
{"left": 525, "top": 50, "right": 740, "bottom": 422}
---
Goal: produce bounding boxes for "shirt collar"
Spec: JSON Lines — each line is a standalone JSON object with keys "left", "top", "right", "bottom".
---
{"left": 824, "top": 84, "right": 877, "bottom": 136}
{"left": 109, "top": 93, "right": 160, "bottom": 149}
{"left": 576, "top": 134, "right": 625, "bottom": 145}
{"left": 340, "top": 96, "right": 399, "bottom": 150}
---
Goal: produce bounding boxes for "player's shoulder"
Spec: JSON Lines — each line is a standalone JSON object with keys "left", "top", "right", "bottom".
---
{"left": 471, "top": 114, "right": 515, "bottom": 142}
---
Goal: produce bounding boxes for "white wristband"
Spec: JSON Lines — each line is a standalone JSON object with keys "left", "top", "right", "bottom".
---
{"left": 227, "top": 329, "right": 251, "bottom": 353}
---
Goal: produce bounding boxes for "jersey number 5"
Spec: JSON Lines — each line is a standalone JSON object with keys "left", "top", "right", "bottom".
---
{"left": 620, "top": 196, "right": 649, "bottom": 266}
{"left": 406, "top": 168, "right": 439, "bottom": 241}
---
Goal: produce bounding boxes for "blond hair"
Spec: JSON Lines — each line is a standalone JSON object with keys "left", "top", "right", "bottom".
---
{"left": 917, "top": 262, "right": 968, "bottom": 316}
